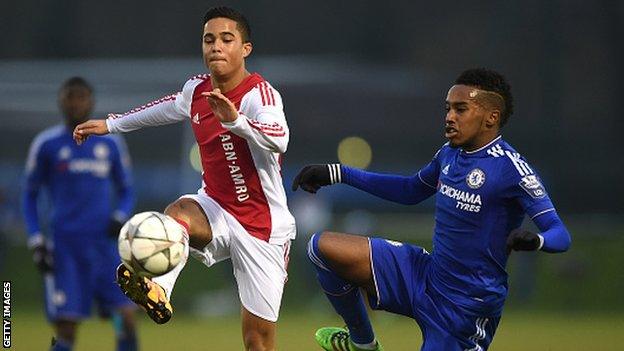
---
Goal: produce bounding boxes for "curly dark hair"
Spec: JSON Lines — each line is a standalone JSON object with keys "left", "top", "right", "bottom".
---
{"left": 455, "top": 68, "right": 514, "bottom": 126}
{"left": 203, "top": 6, "right": 251, "bottom": 43}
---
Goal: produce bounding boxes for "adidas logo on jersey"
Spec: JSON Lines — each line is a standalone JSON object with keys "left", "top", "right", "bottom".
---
{"left": 384, "top": 239, "right": 403, "bottom": 247}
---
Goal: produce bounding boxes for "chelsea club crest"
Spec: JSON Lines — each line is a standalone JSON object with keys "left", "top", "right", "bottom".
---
{"left": 466, "top": 168, "right": 486, "bottom": 189}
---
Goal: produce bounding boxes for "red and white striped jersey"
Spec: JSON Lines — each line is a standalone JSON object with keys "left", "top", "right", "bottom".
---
{"left": 106, "top": 73, "right": 296, "bottom": 244}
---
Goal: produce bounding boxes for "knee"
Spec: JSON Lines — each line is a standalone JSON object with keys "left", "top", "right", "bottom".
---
{"left": 165, "top": 198, "right": 211, "bottom": 249}
{"left": 164, "top": 199, "right": 193, "bottom": 234}
{"left": 307, "top": 232, "right": 330, "bottom": 270}
{"left": 243, "top": 330, "right": 272, "bottom": 351}
{"left": 164, "top": 199, "right": 186, "bottom": 219}
{"left": 309, "top": 231, "right": 333, "bottom": 251}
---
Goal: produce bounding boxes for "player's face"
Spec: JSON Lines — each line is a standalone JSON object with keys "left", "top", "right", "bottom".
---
{"left": 59, "top": 86, "right": 93, "bottom": 127}
{"left": 444, "top": 85, "right": 490, "bottom": 150}
{"left": 202, "top": 17, "right": 252, "bottom": 79}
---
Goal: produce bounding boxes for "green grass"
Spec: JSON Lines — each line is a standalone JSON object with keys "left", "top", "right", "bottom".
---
{"left": 4, "top": 234, "right": 624, "bottom": 350}
{"left": 10, "top": 310, "right": 624, "bottom": 350}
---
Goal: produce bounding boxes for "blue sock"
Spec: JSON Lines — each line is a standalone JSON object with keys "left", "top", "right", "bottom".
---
{"left": 308, "top": 233, "right": 375, "bottom": 345}
{"left": 50, "top": 338, "right": 72, "bottom": 351}
{"left": 113, "top": 313, "right": 138, "bottom": 351}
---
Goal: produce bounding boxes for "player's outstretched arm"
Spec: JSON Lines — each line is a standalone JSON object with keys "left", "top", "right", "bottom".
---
{"left": 292, "top": 164, "right": 437, "bottom": 205}
{"left": 77, "top": 82, "right": 194, "bottom": 146}
{"left": 506, "top": 210, "right": 571, "bottom": 254}
{"left": 73, "top": 119, "right": 109, "bottom": 145}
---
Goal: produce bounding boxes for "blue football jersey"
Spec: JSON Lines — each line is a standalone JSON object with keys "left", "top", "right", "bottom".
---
{"left": 417, "top": 136, "right": 554, "bottom": 315}
{"left": 23, "top": 124, "right": 134, "bottom": 241}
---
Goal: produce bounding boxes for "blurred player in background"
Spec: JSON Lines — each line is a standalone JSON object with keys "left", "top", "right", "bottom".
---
{"left": 73, "top": 7, "right": 295, "bottom": 351}
{"left": 22, "top": 77, "right": 138, "bottom": 351}
{"left": 292, "top": 68, "right": 572, "bottom": 351}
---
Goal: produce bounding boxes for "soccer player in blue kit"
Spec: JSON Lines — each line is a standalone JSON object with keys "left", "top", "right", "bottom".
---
{"left": 292, "top": 68, "right": 572, "bottom": 351}
{"left": 22, "top": 77, "right": 138, "bottom": 351}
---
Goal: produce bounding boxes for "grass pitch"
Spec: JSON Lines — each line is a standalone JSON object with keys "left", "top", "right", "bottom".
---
{"left": 10, "top": 309, "right": 623, "bottom": 350}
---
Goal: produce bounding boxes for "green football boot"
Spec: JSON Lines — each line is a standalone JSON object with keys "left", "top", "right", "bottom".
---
{"left": 115, "top": 264, "right": 173, "bottom": 324}
{"left": 315, "top": 327, "right": 384, "bottom": 351}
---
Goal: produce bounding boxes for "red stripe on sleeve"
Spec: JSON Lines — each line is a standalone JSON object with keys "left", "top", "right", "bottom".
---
{"left": 267, "top": 85, "right": 275, "bottom": 106}
{"left": 258, "top": 84, "right": 267, "bottom": 106}
{"left": 247, "top": 120, "right": 286, "bottom": 137}
{"left": 248, "top": 120, "right": 284, "bottom": 131}
{"left": 120, "top": 94, "right": 178, "bottom": 117}
{"left": 263, "top": 82, "right": 271, "bottom": 106}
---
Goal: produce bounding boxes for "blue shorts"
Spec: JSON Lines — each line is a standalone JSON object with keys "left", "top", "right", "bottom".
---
{"left": 368, "top": 238, "right": 500, "bottom": 351}
{"left": 44, "top": 238, "right": 133, "bottom": 322}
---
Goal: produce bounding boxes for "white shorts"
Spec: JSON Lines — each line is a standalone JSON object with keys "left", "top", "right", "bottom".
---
{"left": 180, "top": 191, "right": 291, "bottom": 322}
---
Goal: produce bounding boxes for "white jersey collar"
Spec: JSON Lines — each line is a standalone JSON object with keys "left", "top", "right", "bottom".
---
{"left": 463, "top": 135, "right": 502, "bottom": 154}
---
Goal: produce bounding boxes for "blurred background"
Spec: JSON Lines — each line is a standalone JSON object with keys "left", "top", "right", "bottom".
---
{"left": 1, "top": 0, "right": 623, "bottom": 349}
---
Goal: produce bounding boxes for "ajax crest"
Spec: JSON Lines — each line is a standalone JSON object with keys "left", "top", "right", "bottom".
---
{"left": 466, "top": 168, "right": 486, "bottom": 189}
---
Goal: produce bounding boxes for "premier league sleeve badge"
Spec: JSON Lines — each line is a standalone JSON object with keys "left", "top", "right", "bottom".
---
{"left": 518, "top": 175, "right": 547, "bottom": 198}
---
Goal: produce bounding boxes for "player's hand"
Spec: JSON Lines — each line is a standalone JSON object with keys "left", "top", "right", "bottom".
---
{"left": 506, "top": 229, "right": 542, "bottom": 254}
{"left": 202, "top": 89, "right": 238, "bottom": 123}
{"left": 292, "top": 164, "right": 341, "bottom": 193}
{"left": 73, "top": 118, "right": 110, "bottom": 145}
{"left": 108, "top": 217, "right": 125, "bottom": 239}
{"left": 31, "top": 242, "right": 54, "bottom": 274}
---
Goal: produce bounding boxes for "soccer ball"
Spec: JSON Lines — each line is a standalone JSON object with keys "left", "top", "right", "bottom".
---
{"left": 118, "top": 211, "right": 186, "bottom": 277}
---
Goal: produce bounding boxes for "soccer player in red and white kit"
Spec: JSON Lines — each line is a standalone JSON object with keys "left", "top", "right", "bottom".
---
{"left": 73, "top": 7, "right": 295, "bottom": 350}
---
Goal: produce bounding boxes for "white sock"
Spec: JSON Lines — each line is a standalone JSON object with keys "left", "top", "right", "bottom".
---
{"left": 152, "top": 230, "right": 189, "bottom": 300}
{"left": 352, "top": 339, "right": 378, "bottom": 350}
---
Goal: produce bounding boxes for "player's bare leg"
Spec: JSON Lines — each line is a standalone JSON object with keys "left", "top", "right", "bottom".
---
{"left": 310, "top": 231, "right": 384, "bottom": 351}
{"left": 164, "top": 198, "right": 213, "bottom": 249}
{"left": 241, "top": 307, "right": 276, "bottom": 351}
{"left": 156, "top": 197, "right": 214, "bottom": 297}
{"left": 316, "top": 232, "right": 376, "bottom": 295}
